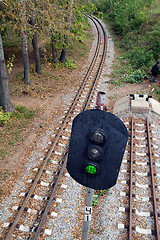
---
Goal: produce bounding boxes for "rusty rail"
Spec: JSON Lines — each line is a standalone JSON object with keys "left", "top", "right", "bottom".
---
{"left": 147, "top": 117, "right": 160, "bottom": 240}
{"left": 129, "top": 117, "right": 160, "bottom": 239}
{"left": 129, "top": 115, "right": 134, "bottom": 240}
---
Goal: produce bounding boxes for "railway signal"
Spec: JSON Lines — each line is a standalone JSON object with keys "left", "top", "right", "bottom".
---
{"left": 67, "top": 109, "right": 129, "bottom": 190}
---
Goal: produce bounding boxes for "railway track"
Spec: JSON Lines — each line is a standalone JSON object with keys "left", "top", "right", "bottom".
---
{"left": 118, "top": 115, "right": 160, "bottom": 239}
{"left": 1, "top": 16, "right": 107, "bottom": 240}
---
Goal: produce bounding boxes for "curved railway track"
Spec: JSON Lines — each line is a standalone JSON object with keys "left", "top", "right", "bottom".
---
{"left": 118, "top": 115, "right": 160, "bottom": 240}
{"left": 1, "top": 16, "right": 107, "bottom": 240}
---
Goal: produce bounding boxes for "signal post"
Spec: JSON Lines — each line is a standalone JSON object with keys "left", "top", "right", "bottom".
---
{"left": 67, "top": 92, "right": 129, "bottom": 239}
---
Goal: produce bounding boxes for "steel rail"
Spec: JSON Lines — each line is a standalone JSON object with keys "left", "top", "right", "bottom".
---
{"left": 4, "top": 16, "right": 105, "bottom": 240}
{"left": 129, "top": 115, "right": 134, "bottom": 240}
{"left": 146, "top": 117, "right": 160, "bottom": 240}
{"left": 85, "top": 16, "right": 107, "bottom": 110}
{"left": 33, "top": 16, "right": 107, "bottom": 240}
{"left": 33, "top": 153, "right": 68, "bottom": 240}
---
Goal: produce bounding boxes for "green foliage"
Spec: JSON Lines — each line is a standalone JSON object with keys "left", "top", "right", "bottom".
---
{"left": 0, "top": 148, "right": 8, "bottom": 159}
{"left": 122, "top": 69, "right": 148, "bottom": 83}
{"left": 2, "top": 29, "right": 21, "bottom": 47}
{"left": 62, "top": 58, "right": 77, "bottom": 70}
{"left": 13, "top": 105, "right": 36, "bottom": 119}
{"left": 95, "top": 0, "right": 160, "bottom": 73}
{"left": 0, "top": 105, "right": 36, "bottom": 125}
{"left": 0, "top": 107, "right": 12, "bottom": 124}
{"left": 147, "top": 21, "right": 160, "bottom": 60}
{"left": 155, "top": 87, "right": 160, "bottom": 94}
{"left": 6, "top": 54, "right": 15, "bottom": 74}
{"left": 96, "top": 0, "right": 152, "bottom": 35}
{"left": 92, "top": 194, "right": 100, "bottom": 206}
{"left": 94, "top": 0, "right": 112, "bottom": 13}
{"left": 92, "top": 189, "right": 110, "bottom": 206}
{"left": 125, "top": 47, "right": 154, "bottom": 69}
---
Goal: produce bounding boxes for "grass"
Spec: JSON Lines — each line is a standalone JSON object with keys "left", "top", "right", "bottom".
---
{"left": 0, "top": 105, "right": 38, "bottom": 162}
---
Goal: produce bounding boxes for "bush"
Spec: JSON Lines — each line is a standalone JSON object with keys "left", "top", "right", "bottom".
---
{"left": 0, "top": 107, "right": 12, "bottom": 124}
{"left": 122, "top": 69, "right": 148, "bottom": 83}
{"left": 94, "top": 0, "right": 112, "bottom": 13}
{"left": 62, "top": 58, "right": 77, "bottom": 70}
{"left": 125, "top": 47, "right": 154, "bottom": 69}
{"left": 95, "top": 0, "right": 158, "bottom": 71}
{"left": 147, "top": 22, "right": 160, "bottom": 60}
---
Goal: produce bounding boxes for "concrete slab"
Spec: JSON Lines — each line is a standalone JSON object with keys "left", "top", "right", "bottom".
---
{"left": 113, "top": 101, "right": 130, "bottom": 114}
{"left": 114, "top": 96, "right": 130, "bottom": 106}
{"left": 149, "top": 98, "right": 160, "bottom": 115}
{"left": 113, "top": 96, "right": 130, "bottom": 113}
{"left": 131, "top": 99, "right": 149, "bottom": 113}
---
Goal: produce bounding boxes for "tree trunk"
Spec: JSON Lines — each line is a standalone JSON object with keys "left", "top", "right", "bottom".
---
{"left": 30, "top": 15, "right": 42, "bottom": 74}
{"left": 60, "top": 0, "right": 73, "bottom": 63}
{"left": 32, "top": 34, "right": 42, "bottom": 73}
{"left": 59, "top": 37, "right": 69, "bottom": 63}
{"left": 22, "top": 32, "right": 31, "bottom": 84}
{"left": 51, "top": 36, "right": 58, "bottom": 64}
{"left": 0, "top": 34, "right": 15, "bottom": 112}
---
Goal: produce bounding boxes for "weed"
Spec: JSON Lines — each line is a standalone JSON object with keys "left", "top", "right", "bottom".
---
{"left": 25, "top": 110, "right": 36, "bottom": 119}
{"left": 0, "top": 107, "right": 12, "bottom": 124}
{"left": 48, "top": 159, "right": 53, "bottom": 163}
{"left": 89, "top": 228, "right": 97, "bottom": 234}
{"left": 95, "top": 189, "right": 110, "bottom": 196}
{"left": 114, "top": 79, "right": 121, "bottom": 86}
{"left": 62, "top": 58, "right": 77, "bottom": 70}
{"left": 155, "top": 87, "right": 160, "bottom": 94}
{"left": 92, "top": 194, "right": 100, "bottom": 206}
{"left": 16, "top": 105, "right": 26, "bottom": 113}
{"left": 8, "top": 140, "right": 16, "bottom": 146}
{"left": 0, "top": 148, "right": 8, "bottom": 159}
{"left": 92, "top": 189, "right": 110, "bottom": 206}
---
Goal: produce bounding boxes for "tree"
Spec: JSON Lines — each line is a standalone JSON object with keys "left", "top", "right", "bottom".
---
{"left": 22, "top": 31, "right": 30, "bottom": 84}
{"left": 20, "top": 0, "right": 31, "bottom": 84}
{"left": 1, "top": 0, "right": 31, "bottom": 84}
{"left": 51, "top": 34, "right": 58, "bottom": 63}
{"left": 60, "top": 0, "right": 74, "bottom": 63}
{"left": 30, "top": 12, "right": 42, "bottom": 74}
{"left": 0, "top": 33, "right": 15, "bottom": 112}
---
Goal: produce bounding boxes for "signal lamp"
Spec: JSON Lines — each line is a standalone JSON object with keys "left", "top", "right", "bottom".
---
{"left": 87, "top": 145, "right": 102, "bottom": 161}
{"left": 85, "top": 163, "right": 100, "bottom": 175}
{"left": 67, "top": 109, "right": 129, "bottom": 190}
{"left": 90, "top": 129, "right": 106, "bottom": 145}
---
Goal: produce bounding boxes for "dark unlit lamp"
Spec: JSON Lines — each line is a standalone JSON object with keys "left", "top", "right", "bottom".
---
{"left": 90, "top": 129, "right": 106, "bottom": 145}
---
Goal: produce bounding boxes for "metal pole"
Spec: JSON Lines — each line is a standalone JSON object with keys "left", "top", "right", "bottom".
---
{"left": 81, "top": 187, "right": 94, "bottom": 240}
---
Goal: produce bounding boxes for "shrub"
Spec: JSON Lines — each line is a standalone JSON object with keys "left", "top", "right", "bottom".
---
{"left": 147, "top": 22, "right": 160, "bottom": 60}
{"left": 0, "top": 107, "right": 12, "bottom": 124}
{"left": 63, "top": 58, "right": 77, "bottom": 70}
{"left": 122, "top": 69, "right": 148, "bottom": 83}
{"left": 125, "top": 47, "right": 154, "bottom": 68}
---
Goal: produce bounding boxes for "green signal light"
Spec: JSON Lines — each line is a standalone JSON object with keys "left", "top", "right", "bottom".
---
{"left": 86, "top": 165, "right": 97, "bottom": 174}
{"left": 85, "top": 163, "right": 100, "bottom": 175}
